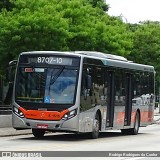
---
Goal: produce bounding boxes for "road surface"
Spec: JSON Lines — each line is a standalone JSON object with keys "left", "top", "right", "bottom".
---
{"left": 0, "top": 122, "right": 160, "bottom": 160}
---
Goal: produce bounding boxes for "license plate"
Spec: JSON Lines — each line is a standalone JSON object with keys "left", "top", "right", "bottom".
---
{"left": 37, "top": 124, "right": 48, "bottom": 129}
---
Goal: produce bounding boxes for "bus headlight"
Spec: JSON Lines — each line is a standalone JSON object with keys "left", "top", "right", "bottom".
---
{"left": 13, "top": 106, "right": 25, "bottom": 118}
{"left": 62, "top": 109, "right": 77, "bottom": 120}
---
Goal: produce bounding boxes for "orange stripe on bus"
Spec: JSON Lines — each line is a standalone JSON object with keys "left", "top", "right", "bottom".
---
{"left": 116, "top": 112, "right": 125, "bottom": 124}
{"left": 131, "top": 111, "right": 154, "bottom": 123}
{"left": 131, "top": 111, "right": 136, "bottom": 123}
{"left": 116, "top": 111, "right": 154, "bottom": 124}
{"left": 140, "top": 111, "right": 154, "bottom": 122}
{"left": 19, "top": 107, "right": 69, "bottom": 121}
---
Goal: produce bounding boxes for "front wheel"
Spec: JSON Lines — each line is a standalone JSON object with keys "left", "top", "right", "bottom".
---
{"left": 32, "top": 129, "right": 45, "bottom": 138}
{"left": 91, "top": 113, "right": 100, "bottom": 139}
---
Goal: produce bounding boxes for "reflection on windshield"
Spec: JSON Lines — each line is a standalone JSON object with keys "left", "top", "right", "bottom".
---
{"left": 16, "top": 68, "right": 46, "bottom": 103}
{"left": 16, "top": 67, "right": 78, "bottom": 104}
{"left": 44, "top": 68, "right": 78, "bottom": 104}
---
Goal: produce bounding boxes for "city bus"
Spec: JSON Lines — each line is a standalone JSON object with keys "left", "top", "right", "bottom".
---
{"left": 11, "top": 51, "right": 155, "bottom": 138}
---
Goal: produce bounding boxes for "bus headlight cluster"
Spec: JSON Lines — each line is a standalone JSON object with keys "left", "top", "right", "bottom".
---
{"left": 13, "top": 106, "right": 24, "bottom": 118}
{"left": 62, "top": 109, "right": 77, "bottom": 120}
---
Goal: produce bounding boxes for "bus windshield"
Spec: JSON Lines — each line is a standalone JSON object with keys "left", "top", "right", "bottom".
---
{"left": 16, "top": 67, "right": 78, "bottom": 104}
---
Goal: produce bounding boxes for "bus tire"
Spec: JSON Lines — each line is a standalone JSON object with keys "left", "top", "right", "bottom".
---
{"left": 121, "top": 112, "right": 140, "bottom": 135}
{"left": 32, "top": 129, "right": 45, "bottom": 138}
{"left": 91, "top": 113, "right": 100, "bottom": 139}
{"left": 129, "top": 112, "right": 140, "bottom": 135}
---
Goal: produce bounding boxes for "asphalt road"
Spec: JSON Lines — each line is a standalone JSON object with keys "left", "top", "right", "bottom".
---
{"left": 0, "top": 122, "right": 160, "bottom": 160}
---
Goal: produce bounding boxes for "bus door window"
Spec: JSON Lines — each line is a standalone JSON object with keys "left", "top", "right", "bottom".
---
{"left": 80, "top": 66, "right": 94, "bottom": 111}
{"left": 104, "top": 81, "right": 108, "bottom": 101}
{"left": 115, "top": 70, "right": 125, "bottom": 106}
{"left": 124, "top": 73, "right": 133, "bottom": 126}
{"left": 93, "top": 67, "right": 105, "bottom": 105}
{"left": 106, "top": 70, "right": 115, "bottom": 127}
{"left": 81, "top": 68, "right": 92, "bottom": 98}
{"left": 114, "top": 70, "right": 126, "bottom": 126}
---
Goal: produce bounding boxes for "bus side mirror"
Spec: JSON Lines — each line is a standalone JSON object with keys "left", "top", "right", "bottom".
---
{"left": 9, "top": 60, "right": 17, "bottom": 66}
{"left": 4, "top": 60, "right": 17, "bottom": 105}
{"left": 6, "top": 60, "right": 17, "bottom": 82}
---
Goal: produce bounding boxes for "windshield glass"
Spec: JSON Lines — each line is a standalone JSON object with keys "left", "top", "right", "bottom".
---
{"left": 16, "top": 67, "right": 78, "bottom": 104}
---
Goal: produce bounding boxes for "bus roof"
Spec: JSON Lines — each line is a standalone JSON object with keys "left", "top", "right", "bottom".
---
{"left": 20, "top": 51, "right": 155, "bottom": 73}
{"left": 20, "top": 51, "right": 127, "bottom": 61}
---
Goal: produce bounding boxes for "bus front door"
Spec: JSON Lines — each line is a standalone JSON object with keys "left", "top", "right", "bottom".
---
{"left": 124, "top": 73, "right": 133, "bottom": 126}
{"left": 106, "top": 71, "right": 115, "bottom": 127}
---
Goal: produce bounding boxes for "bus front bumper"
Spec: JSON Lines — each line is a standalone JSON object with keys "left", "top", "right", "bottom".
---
{"left": 12, "top": 113, "right": 79, "bottom": 132}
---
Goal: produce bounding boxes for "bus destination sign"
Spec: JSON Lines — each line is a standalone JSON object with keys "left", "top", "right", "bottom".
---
{"left": 19, "top": 56, "right": 80, "bottom": 66}
{"left": 35, "top": 57, "right": 72, "bottom": 65}
{"left": 19, "top": 54, "right": 80, "bottom": 66}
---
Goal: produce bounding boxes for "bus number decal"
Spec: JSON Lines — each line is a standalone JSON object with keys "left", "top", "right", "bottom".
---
{"left": 37, "top": 57, "right": 63, "bottom": 64}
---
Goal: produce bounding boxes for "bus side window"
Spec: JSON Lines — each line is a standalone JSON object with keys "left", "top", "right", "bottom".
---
{"left": 94, "top": 67, "right": 105, "bottom": 104}
{"left": 81, "top": 68, "right": 93, "bottom": 99}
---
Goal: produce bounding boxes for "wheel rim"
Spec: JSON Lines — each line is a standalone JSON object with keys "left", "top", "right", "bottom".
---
{"left": 91, "top": 114, "right": 100, "bottom": 138}
{"left": 93, "top": 119, "right": 99, "bottom": 132}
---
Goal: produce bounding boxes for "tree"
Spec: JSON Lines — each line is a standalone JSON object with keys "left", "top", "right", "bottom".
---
{"left": 0, "top": 0, "right": 132, "bottom": 75}
{"left": 128, "top": 21, "right": 160, "bottom": 94}
{"left": 0, "top": 0, "right": 14, "bottom": 11}
{"left": 86, "top": 0, "right": 109, "bottom": 11}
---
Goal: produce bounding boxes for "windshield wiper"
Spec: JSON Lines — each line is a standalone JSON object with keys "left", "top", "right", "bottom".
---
{"left": 50, "top": 66, "right": 65, "bottom": 85}
{"left": 47, "top": 67, "right": 65, "bottom": 95}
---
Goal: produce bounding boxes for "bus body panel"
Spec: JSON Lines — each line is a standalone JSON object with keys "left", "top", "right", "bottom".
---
{"left": 11, "top": 51, "right": 155, "bottom": 137}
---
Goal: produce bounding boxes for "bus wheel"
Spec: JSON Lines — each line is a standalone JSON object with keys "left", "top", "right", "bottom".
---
{"left": 121, "top": 112, "right": 140, "bottom": 135}
{"left": 130, "top": 112, "right": 140, "bottom": 135}
{"left": 91, "top": 113, "right": 100, "bottom": 139}
{"left": 32, "top": 129, "right": 45, "bottom": 138}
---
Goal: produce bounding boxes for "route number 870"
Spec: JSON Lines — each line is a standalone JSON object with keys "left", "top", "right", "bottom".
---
{"left": 37, "top": 57, "right": 63, "bottom": 64}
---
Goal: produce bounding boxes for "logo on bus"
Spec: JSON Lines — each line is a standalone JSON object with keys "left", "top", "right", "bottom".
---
{"left": 40, "top": 113, "right": 45, "bottom": 118}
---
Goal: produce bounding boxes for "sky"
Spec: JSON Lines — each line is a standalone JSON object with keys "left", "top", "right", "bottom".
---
{"left": 106, "top": 0, "right": 160, "bottom": 23}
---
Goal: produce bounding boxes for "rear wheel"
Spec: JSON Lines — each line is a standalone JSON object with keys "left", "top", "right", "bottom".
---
{"left": 91, "top": 113, "right": 100, "bottom": 139}
{"left": 32, "top": 129, "right": 45, "bottom": 138}
{"left": 121, "top": 112, "right": 140, "bottom": 135}
{"left": 129, "top": 112, "right": 140, "bottom": 135}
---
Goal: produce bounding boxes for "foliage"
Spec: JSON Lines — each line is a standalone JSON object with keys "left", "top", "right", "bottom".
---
{"left": 0, "top": 0, "right": 14, "bottom": 11}
{"left": 1, "top": 0, "right": 160, "bottom": 97}
{"left": 128, "top": 21, "right": 160, "bottom": 92}
{"left": 86, "top": 0, "right": 109, "bottom": 11}
{"left": 0, "top": 0, "right": 133, "bottom": 75}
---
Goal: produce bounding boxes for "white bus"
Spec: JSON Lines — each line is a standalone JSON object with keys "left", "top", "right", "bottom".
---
{"left": 11, "top": 51, "right": 155, "bottom": 138}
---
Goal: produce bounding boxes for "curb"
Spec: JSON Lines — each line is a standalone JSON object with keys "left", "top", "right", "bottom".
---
{"left": 0, "top": 128, "right": 32, "bottom": 137}
{"left": 0, "top": 115, "right": 12, "bottom": 128}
